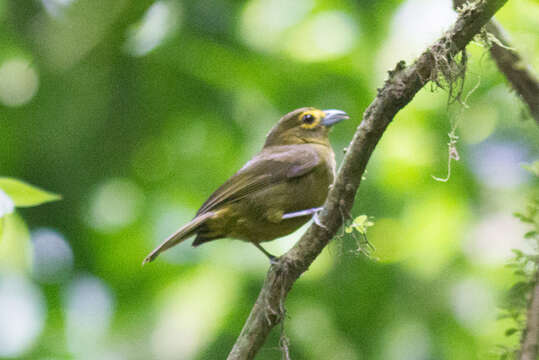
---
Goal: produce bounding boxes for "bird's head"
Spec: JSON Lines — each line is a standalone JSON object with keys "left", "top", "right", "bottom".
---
{"left": 263, "top": 107, "right": 349, "bottom": 148}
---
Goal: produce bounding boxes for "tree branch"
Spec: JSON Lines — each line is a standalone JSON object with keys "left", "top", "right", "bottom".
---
{"left": 519, "top": 271, "right": 539, "bottom": 360}
{"left": 454, "top": 0, "right": 539, "bottom": 124}
{"left": 227, "top": 1, "right": 508, "bottom": 358}
{"left": 486, "top": 21, "right": 539, "bottom": 124}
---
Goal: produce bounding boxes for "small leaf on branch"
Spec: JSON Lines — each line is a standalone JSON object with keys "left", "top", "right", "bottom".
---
{"left": 345, "top": 215, "right": 375, "bottom": 235}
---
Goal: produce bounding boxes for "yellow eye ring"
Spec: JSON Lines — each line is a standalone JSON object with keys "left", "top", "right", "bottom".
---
{"left": 302, "top": 113, "right": 315, "bottom": 124}
{"left": 300, "top": 111, "right": 321, "bottom": 129}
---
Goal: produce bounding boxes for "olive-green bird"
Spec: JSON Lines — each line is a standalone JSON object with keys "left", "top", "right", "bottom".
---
{"left": 143, "top": 107, "right": 348, "bottom": 264}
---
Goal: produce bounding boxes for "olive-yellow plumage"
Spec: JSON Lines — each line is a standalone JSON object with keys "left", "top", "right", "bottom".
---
{"left": 143, "top": 107, "right": 348, "bottom": 264}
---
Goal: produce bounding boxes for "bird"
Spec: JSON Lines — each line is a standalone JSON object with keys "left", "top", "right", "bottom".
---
{"left": 143, "top": 107, "right": 348, "bottom": 264}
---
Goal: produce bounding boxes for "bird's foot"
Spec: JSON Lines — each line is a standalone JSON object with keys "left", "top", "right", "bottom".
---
{"left": 253, "top": 242, "right": 279, "bottom": 264}
{"left": 269, "top": 254, "right": 279, "bottom": 265}
{"left": 313, "top": 210, "right": 327, "bottom": 229}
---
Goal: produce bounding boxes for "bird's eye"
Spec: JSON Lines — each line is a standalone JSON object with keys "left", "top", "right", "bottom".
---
{"left": 302, "top": 114, "right": 315, "bottom": 124}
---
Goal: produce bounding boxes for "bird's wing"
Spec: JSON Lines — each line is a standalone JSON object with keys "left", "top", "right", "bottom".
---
{"left": 196, "top": 145, "right": 321, "bottom": 215}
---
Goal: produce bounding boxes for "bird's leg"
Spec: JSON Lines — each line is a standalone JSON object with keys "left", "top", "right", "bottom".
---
{"left": 253, "top": 242, "right": 278, "bottom": 264}
{"left": 282, "top": 206, "right": 323, "bottom": 220}
{"left": 283, "top": 206, "right": 327, "bottom": 229}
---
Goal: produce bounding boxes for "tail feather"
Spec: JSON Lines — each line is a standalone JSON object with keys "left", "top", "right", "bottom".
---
{"left": 142, "top": 212, "right": 214, "bottom": 265}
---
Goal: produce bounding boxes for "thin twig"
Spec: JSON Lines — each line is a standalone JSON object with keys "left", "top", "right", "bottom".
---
{"left": 227, "top": 1, "right": 509, "bottom": 359}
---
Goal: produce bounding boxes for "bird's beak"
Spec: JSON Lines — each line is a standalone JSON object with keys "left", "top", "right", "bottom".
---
{"left": 322, "top": 109, "right": 349, "bottom": 127}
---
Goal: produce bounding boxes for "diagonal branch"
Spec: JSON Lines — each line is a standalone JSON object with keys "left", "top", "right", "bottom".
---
{"left": 227, "top": 0, "right": 508, "bottom": 359}
{"left": 454, "top": 0, "right": 539, "bottom": 124}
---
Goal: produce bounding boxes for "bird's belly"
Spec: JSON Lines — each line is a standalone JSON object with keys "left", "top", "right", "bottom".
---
{"left": 229, "top": 215, "right": 310, "bottom": 243}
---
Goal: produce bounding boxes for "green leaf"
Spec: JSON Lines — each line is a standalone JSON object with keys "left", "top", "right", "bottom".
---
{"left": 508, "top": 281, "right": 532, "bottom": 300}
{"left": 524, "top": 231, "right": 538, "bottom": 239}
{"left": 355, "top": 215, "right": 368, "bottom": 223}
{"left": 511, "top": 249, "right": 524, "bottom": 258}
{"left": 522, "top": 161, "right": 539, "bottom": 177}
{"left": 0, "top": 177, "right": 61, "bottom": 207}
{"left": 514, "top": 270, "right": 527, "bottom": 277}
{"left": 505, "top": 328, "right": 518, "bottom": 336}
{"left": 514, "top": 212, "right": 533, "bottom": 223}
{"left": 347, "top": 215, "right": 375, "bottom": 235}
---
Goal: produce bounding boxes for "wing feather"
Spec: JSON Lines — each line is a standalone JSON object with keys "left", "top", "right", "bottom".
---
{"left": 196, "top": 145, "right": 320, "bottom": 215}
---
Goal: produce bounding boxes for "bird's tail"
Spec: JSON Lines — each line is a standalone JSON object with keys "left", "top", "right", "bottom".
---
{"left": 142, "top": 212, "right": 214, "bottom": 265}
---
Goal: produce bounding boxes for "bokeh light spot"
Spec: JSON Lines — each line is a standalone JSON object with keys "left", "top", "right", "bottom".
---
{"left": 31, "top": 228, "right": 73, "bottom": 283}
{"left": 470, "top": 141, "right": 530, "bottom": 189}
{"left": 0, "top": 189, "right": 14, "bottom": 218}
{"left": 239, "top": 0, "right": 314, "bottom": 52}
{"left": 289, "top": 303, "right": 358, "bottom": 360}
{"left": 87, "top": 178, "right": 144, "bottom": 232}
{"left": 383, "top": 321, "right": 431, "bottom": 360}
{"left": 0, "top": 273, "right": 46, "bottom": 357}
{"left": 0, "top": 58, "right": 39, "bottom": 107}
{"left": 368, "top": 218, "right": 405, "bottom": 262}
{"left": 286, "top": 11, "right": 359, "bottom": 62}
{"left": 65, "top": 275, "right": 115, "bottom": 354}
{"left": 151, "top": 266, "right": 239, "bottom": 359}
{"left": 375, "top": 120, "right": 435, "bottom": 192}
{"left": 450, "top": 278, "right": 496, "bottom": 333}
{"left": 125, "top": 1, "right": 181, "bottom": 57}
{"left": 459, "top": 104, "right": 497, "bottom": 144}
{"left": 379, "top": 123, "right": 435, "bottom": 166}
{"left": 40, "top": 0, "right": 75, "bottom": 17}
{"left": 464, "top": 213, "right": 532, "bottom": 265}
{"left": 387, "top": 191, "right": 468, "bottom": 277}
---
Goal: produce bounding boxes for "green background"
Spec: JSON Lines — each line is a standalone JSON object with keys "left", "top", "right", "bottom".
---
{"left": 0, "top": 0, "right": 538, "bottom": 359}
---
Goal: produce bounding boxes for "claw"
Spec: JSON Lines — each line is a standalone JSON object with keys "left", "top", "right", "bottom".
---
{"left": 253, "top": 242, "right": 279, "bottom": 263}
{"left": 269, "top": 255, "right": 279, "bottom": 265}
{"left": 313, "top": 211, "right": 327, "bottom": 229}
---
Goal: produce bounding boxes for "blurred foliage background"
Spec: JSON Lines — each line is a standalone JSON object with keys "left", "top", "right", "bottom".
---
{"left": 0, "top": 0, "right": 538, "bottom": 359}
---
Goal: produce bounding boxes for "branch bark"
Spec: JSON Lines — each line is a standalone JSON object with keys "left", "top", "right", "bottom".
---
{"left": 227, "top": 1, "right": 508, "bottom": 358}
{"left": 454, "top": 0, "right": 539, "bottom": 124}
{"left": 519, "top": 271, "right": 539, "bottom": 360}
